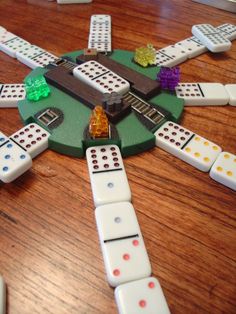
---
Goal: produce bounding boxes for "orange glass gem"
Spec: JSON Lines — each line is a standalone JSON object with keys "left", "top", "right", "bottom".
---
{"left": 89, "top": 105, "right": 109, "bottom": 139}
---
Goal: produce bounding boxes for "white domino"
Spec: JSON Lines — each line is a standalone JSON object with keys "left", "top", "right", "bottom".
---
{"left": 217, "top": 23, "right": 236, "bottom": 41}
{"left": 0, "top": 30, "right": 15, "bottom": 44}
{"left": 174, "top": 36, "right": 207, "bottom": 58}
{"left": 90, "top": 15, "right": 111, "bottom": 32}
{"left": 155, "top": 121, "right": 222, "bottom": 172}
{"left": 115, "top": 277, "right": 171, "bottom": 314}
{"left": 86, "top": 145, "right": 131, "bottom": 206}
{"left": 0, "top": 84, "right": 26, "bottom": 108}
{"left": 95, "top": 202, "right": 151, "bottom": 287}
{"left": 10, "top": 123, "right": 50, "bottom": 159}
{"left": 88, "top": 32, "right": 111, "bottom": 53}
{"left": 0, "top": 131, "right": 32, "bottom": 183}
{"left": 16, "top": 45, "right": 57, "bottom": 69}
{"left": 192, "top": 24, "right": 231, "bottom": 53}
{"left": 175, "top": 83, "right": 229, "bottom": 106}
{"left": 0, "top": 276, "right": 6, "bottom": 314}
{"left": 88, "top": 15, "right": 112, "bottom": 53}
{"left": 225, "top": 84, "right": 236, "bottom": 106}
{"left": 155, "top": 45, "right": 188, "bottom": 67}
{"left": 0, "top": 33, "right": 30, "bottom": 58}
{"left": 210, "top": 152, "right": 236, "bottom": 191}
{"left": 57, "top": 0, "right": 92, "bottom": 3}
{"left": 73, "top": 61, "right": 130, "bottom": 95}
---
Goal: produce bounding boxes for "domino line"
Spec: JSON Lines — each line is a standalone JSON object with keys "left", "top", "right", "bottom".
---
{"left": 104, "top": 234, "right": 139, "bottom": 243}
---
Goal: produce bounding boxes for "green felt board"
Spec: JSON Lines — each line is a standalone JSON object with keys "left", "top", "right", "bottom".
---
{"left": 18, "top": 49, "right": 184, "bottom": 158}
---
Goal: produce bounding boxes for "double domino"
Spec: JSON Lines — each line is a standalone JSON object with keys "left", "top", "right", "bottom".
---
{"left": 73, "top": 60, "right": 130, "bottom": 95}
{"left": 155, "top": 23, "right": 236, "bottom": 66}
{"left": 88, "top": 15, "right": 112, "bottom": 53}
{"left": 155, "top": 121, "right": 222, "bottom": 172}
{"left": 86, "top": 145, "right": 131, "bottom": 206}
{"left": 192, "top": 24, "right": 232, "bottom": 53}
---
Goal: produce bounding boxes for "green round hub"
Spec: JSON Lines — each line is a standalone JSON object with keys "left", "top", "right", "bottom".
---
{"left": 18, "top": 49, "right": 184, "bottom": 158}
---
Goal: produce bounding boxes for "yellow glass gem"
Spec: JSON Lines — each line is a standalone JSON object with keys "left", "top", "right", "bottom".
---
{"left": 227, "top": 171, "right": 233, "bottom": 176}
{"left": 185, "top": 147, "right": 191, "bottom": 152}
{"left": 89, "top": 106, "right": 109, "bottom": 139}
{"left": 195, "top": 136, "right": 200, "bottom": 141}
{"left": 213, "top": 146, "right": 218, "bottom": 151}
{"left": 204, "top": 157, "right": 210, "bottom": 162}
{"left": 217, "top": 166, "right": 223, "bottom": 172}
{"left": 194, "top": 152, "right": 200, "bottom": 157}
{"left": 204, "top": 141, "right": 209, "bottom": 146}
{"left": 134, "top": 44, "right": 156, "bottom": 67}
{"left": 224, "top": 153, "right": 230, "bottom": 159}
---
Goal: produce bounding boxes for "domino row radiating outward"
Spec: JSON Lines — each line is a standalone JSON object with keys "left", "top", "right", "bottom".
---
{"left": 155, "top": 121, "right": 236, "bottom": 191}
{"left": 0, "top": 123, "right": 50, "bottom": 183}
{"left": 86, "top": 145, "right": 171, "bottom": 313}
{"left": 155, "top": 23, "right": 236, "bottom": 67}
{"left": 88, "top": 15, "right": 112, "bottom": 53}
{"left": 0, "top": 26, "right": 58, "bottom": 69}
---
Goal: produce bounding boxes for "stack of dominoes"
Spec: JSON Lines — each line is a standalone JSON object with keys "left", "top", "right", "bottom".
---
{"left": 86, "top": 145, "right": 171, "bottom": 313}
{"left": 0, "top": 25, "right": 58, "bottom": 69}
{"left": 0, "top": 123, "right": 50, "bottom": 183}
{"left": 88, "top": 15, "right": 112, "bottom": 53}
{"left": 155, "top": 23, "right": 236, "bottom": 67}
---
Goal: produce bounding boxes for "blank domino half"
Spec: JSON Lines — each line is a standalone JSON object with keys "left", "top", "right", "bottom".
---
{"left": 175, "top": 83, "right": 229, "bottom": 106}
{"left": 192, "top": 24, "right": 231, "bottom": 53}
{"left": 95, "top": 202, "right": 151, "bottom": 287}
{"left": 225, "top": 84, "right": 236, "bottom": 106}
{"left": 115, "top": 277, "right": 170, "bottom": 314}
{"left": 155, "top": 121, "right": 222, "bottom": 172}
{"left": 10, "top": 123, "right": 50, "bottom": 159}
{"left": 0, "top": 276, "right": 6, "bottom": 314}
{"left": 210, "top": 152, "right": 236, "bottom": 191}
{"left": 86, "top": 145, "right": 131, "bottom": 206}
{"left": 0, "top": 84, "right": 26, "bottom": 108}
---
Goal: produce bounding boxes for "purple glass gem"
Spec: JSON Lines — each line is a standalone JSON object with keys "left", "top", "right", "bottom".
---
{"left": 157, "top": 66, "right": 180, "bottom": 91}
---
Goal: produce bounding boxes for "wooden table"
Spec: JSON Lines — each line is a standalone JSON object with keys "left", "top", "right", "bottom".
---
{"left": 0, "top": 1, "right": 235, "bottom": 313}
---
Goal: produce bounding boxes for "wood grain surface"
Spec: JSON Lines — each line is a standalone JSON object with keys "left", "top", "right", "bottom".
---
{"left": 0, "top": 0, "right": 236, "bottom": 313}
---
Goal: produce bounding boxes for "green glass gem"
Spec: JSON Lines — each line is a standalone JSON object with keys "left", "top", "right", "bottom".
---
{"left": 25, "top": 75, "right": 50, "bottom": 102}
{"left": 134, "top": 44, "right": 156, "bottom": 67}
